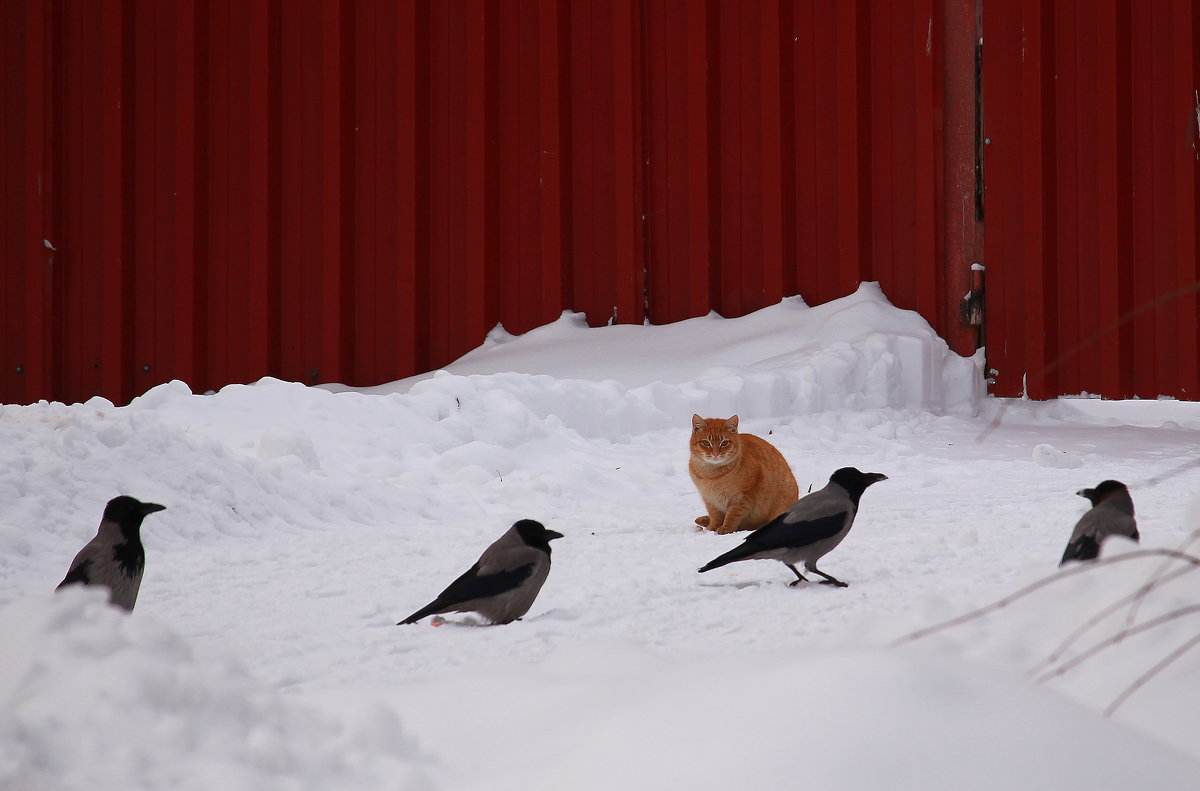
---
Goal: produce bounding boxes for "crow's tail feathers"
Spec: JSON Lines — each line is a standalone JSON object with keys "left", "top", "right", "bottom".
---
{"left": 397, "top": 601, "right": 441, "bottom": 626}
{"left": 698, "top": 544, "right": 755, "bottom": 574}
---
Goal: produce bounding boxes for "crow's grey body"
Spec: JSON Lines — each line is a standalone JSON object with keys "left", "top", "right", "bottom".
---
{"left": 698, "top": 467, "right": 887, "bottom": 587}
{"left": 399, "top": 519, "right": 563, "bottom": 625}
{"left": 1060, "top": 480, "right": 1138, "bottom": 565}
{"left": 56, "top": 496, "right": 166, "bottom": 611}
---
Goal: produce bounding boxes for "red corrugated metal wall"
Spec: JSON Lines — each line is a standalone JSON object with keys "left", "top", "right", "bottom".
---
{"left": 2, "top": 1, "right": 1196, "bottom": 406}
{"left": 641, "top": 0, "right": 963, "bottom": 327}
{"left": 983, "top": 0, "right": 1200, "bottom": 399}
{"left": 4, "top": 0, "right": 969, "bottom": 406}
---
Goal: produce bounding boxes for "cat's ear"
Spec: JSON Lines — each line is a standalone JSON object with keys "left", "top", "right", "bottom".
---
{"left": 725, "top": 415, "right": 739, "bottom": 432}
{"left": 691, "top": 414, "right": 705, "bottom": 432}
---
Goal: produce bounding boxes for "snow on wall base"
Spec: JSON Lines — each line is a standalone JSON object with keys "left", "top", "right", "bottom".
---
{"left": 362, "top": 283, "right": 983, "bottom": 437}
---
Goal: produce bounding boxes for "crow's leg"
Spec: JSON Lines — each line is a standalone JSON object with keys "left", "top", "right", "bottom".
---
{"left": 786, "top": 564, "right": 809, "bottom": 587}
{"left": 811, "top": 567, "right": 848, "bottom": 588}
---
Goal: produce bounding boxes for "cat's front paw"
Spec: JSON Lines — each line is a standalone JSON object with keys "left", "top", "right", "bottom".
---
{"left": 695, "top": 516, "right": 711, "bottom": 527}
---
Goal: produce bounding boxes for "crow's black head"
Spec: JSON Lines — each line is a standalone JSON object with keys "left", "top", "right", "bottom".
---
{"left": 514, "top": 519, "right": 563, "bottom": 553}
{"left": 1076, "top": 479, "right": 1128, "bottom": 506}
{"left": 829, "top": 467, "right": 888, "bottom": 505}
{"left": 103, "top": 496, "right": 166, "bottom": 538}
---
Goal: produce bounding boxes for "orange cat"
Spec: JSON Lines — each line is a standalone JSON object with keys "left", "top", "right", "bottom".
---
{"left": 688, "top": 414, "right": 798, "bottom": 534}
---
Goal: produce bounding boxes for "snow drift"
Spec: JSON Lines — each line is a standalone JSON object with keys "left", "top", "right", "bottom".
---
{"left": 353, "top": 282, "right": 984, "bottom": 423}
{"left": 3, "top": 282, "right": 1200, "bottom": 789}
{"left": 0, "top": 590, "right": 432, "bottom": 791}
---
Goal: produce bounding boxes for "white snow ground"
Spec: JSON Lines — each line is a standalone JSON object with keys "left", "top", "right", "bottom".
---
{"left": 3, "top": 282, "right": 1200, "bottom": 790}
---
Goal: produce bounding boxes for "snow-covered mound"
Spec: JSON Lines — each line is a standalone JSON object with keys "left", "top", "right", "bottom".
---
{"left": 0, "top": 590, "right": 431, "bottom": 791}
{"left": 3, "top": 282, "right": 1200, "bottom": 789}
{"left": 405, "top": 638, "right": 1200, "bottom": 791}
{"left": 349, "top": 282, "right": 984, "bottom": 420}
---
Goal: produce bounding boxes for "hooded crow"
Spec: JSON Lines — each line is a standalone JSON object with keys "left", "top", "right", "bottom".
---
{"left": 698, "top": 467, "right": 887, "bottom": 588}
{"left": 399, "top": 519, "right": 563, "bottom": 625}
{"left": 56, "top": 495, "right": 166, "bottom": 611}
{"left": 1060, "top": 480, "right": 1138, "bottom": 565}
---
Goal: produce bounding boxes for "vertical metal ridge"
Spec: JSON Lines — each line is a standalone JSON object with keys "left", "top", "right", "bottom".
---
{"left": 4, "top": 2, "right": 1197, "bottom": 404}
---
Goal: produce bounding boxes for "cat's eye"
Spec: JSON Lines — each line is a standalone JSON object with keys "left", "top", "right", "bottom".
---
{"left": 700, "top": 440, "right": 711, "bottom": 447}
{"left": 719, "top": 440, "right": 731, "bottom": 447}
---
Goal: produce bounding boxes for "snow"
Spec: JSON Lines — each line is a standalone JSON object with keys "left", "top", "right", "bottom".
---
{"left": 345, "top": 283, "right": 984, "bottom": 415}
{"left": 3, "top": 282, "right": 1199, "bottom": 789}
{"left": 1032, "top": 442, "right": 1086, "bottom": 469}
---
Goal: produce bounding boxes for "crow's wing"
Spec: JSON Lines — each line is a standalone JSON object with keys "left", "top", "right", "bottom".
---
{"left": 744, "top": 511, "right": 849, "bottom": 551}
{"left": 1060, "top": 505, "right": 1137, "bottom": 566}
{"left": 399, "top": 561, "right": 535, "bottom": 624}
{"left": 699, "top": 512, "right": 849, "bottom": 573}
{"left": 1060, "top": 535, "right": 1100, "bottom": 564}
{"left": 57, "top": 557, "right": 94, "bottom": 589}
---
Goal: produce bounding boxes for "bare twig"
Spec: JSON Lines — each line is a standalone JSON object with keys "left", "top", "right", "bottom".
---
{"left": 1034, "top": 604, "right": 1200, "bottom": 684}
{"left": 1141, "top": 459, "right": 1200, "bottom": 488}
{"left": 1027, "top": 562, "right": 1200, "bottom": 678}
{"left": 1123, "top": 528, "right": 1200, "bottom": 631}
{"left": 1105, "top": 632, "right": 1200, "bottom": 716}
{"left": 892, "top": 549, "right": 1200, "bottom": 648}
